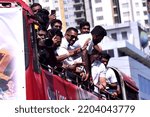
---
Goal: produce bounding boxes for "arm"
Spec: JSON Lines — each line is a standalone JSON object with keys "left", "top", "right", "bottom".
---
{"left": 93, "top": 45, "right": 102, "bottom": 53}
{"left": 82, "top": 49, "right": 90, "bottom": 81}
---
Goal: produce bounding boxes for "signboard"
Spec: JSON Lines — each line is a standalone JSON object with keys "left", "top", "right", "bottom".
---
{"left": 0, "top": 7, "right": 26, "bottom": 99}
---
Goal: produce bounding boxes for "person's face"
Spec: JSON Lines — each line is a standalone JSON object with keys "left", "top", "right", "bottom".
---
{"left": 52, "top": 35, "right": 62, "bottom": 47}
{"left": 32, "top": 5, "right": 42, "bottom": 15}
{"left": 80, "top": 25, "right": 90, "bottom": 34}
{"left": 65, "top": 30, "right": 78, "bottom": 46}
{"left": 37, "top": 30, "right": 47, "bottom": 40}
{"left": 37, "top": 30, "right": 47, "bottom": 46}
{"left": 93, "top": 35, "right": 104, "bottom": 45}
{"left": 101, "top": 57, "right": 109, "bottom": 66}
{"left": 53, "top": 22, "right": 62, "bottom": 30}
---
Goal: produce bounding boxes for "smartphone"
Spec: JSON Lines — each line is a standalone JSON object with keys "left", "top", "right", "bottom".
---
{"left": 51, "top": 10, "right": 56, "bottom": 15}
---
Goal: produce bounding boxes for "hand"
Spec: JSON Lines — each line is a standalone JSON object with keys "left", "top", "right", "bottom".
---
{"left": 111, "top": 92, "right": 118, "bottom": 98}
{"left": 97, "top": 84, "right": 105, "bottom": 91}
{"left": 83, "top": 73, "right": 90, "bottom": 81}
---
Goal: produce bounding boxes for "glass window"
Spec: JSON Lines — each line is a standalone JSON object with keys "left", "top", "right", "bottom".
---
{"left": 95, "top": 0, "right": 101, "bottom": 3}
{"left": 136, "top": 11, "right": 140, "bottom": 16}
{"left": 145, "top": 20, "right": 148, "bottom": 24}
{"left": 118, "top": 49, "right": 127, "bottom": 57}
{"left": 96, "top": 7, "right": 102, "bottom": 12}
{"left": 144, "top": 11, "right": 147, "bottom": 15}
{"left": 111, "top": 33, "right": 117, "bottom": 40}
{"left": 135, "top": 2, "right": 139, "bottom": 7}
{"left": 122, "top": 3, "right": 129, "bottom": 8}
{"left": 121, "top": 31, "right": 127, "bottom": 40}
{"left": 103, "top": 49, "right": 114, "bottom": 57}
{"left": 123, "top": 12, "right": 130, "bottom": 17}
{"left": 142, "top": 2, "right": 146, "bottom": 7}
{"left": 138, "top": 75, "right": 150, "bottom": 95}
{"left": 97, "top": 16, "right": 103, "bottom": 20}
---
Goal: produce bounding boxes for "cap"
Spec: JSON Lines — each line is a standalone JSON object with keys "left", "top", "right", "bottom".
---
{"left": 91, "top": 25, "right": 107, "bottom": 37}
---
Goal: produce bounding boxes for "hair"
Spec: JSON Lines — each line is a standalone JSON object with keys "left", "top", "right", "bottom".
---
{"left": 101, "top": 52, "right": 111, "bottom": 60}
{"left": 35, "top": 9, "right": 49, "bottom": 28}
{"left": 38, "top": 25, "right": 47, "bottom": 32}
{"left": 48, "top": 28, "right": 63, "bottom": 38}
{"left": 79, "top": 21, "right": 90, "bottom": 29}
{"left": 66, "top": 27, "right": 78, "bottom": 34}
{"left": 30, "top": 3, "right": 42, "bottom": 9}
{"left": 50, "top": 19, "right": 62, "bottom": 28}
{"left": 45, "top": 29, "right": 63, "bottom": 47}
{"left": 91, "top": 25, "right": 107, "bottom": 37}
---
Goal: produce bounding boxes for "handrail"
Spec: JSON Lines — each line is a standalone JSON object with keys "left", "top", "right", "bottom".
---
{"left": 40, "top": 63, "right": 121, "bottom": 100}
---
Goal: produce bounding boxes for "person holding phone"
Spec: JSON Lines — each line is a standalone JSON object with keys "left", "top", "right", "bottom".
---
{"left": 48, "top": 10, "right": 56, "bottom": 29}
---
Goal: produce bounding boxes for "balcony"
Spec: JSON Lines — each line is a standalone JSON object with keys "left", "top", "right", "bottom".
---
{"left": 74, "top": 0, "right": 83, "bottom": 6}
{"left": 74, "top": 8, "right": 84, "bottom": 13}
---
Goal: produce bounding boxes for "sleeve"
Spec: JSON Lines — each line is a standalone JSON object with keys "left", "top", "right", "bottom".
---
{"left": 56, "top": 47, "right": 69, "bottom": 56}
{"left": 99, "top": 63, "right": 106, "bottom": 78}
{"left": 106, "top": 68, "right": 117, "bottom": 83}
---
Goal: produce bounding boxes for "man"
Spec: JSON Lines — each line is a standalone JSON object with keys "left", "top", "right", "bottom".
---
{"left": 100, "top": 52, "right": 120, "bottom": 99}
{"left": 30, "top": 3, "right": 42, "bottom": 15}
{"left": 79, "top": 21, "right": 90, "bottom": 34}
{"left": 90, "top": 49, "right": 107, "bottom": 93}
{"left": 56, "top": 27, "right": 88, "bottom": 81}
{"left": 50, "top": 19, "right": 62, "bottom": 30}
{"left": 77, "top": 25, "right": 107, "bottom": 81}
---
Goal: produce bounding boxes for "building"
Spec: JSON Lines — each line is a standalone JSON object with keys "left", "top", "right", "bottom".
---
{"left": 63, "top": 0, "right": 93, "bottom": 29}
{"left": 91, "top": 0, "right": 149, "bottom": 28}
{"left": 29, "top": 0, "right": 66, "bottom": 32}
{"left": 100, "top": 22, "right": 150, "bottom": 99}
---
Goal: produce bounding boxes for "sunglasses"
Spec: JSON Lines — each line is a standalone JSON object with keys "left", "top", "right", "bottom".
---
{"left": 67, "top": 34, "right": 78, "bottom": 40}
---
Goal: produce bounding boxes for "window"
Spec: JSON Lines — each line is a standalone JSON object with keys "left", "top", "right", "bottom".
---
{"left": 74, "top": 0, "right": 80, "bottom": 3}
{"left": 144, "top": 11, "right": 147, "bottom": 15}
{"left": 114, "top": 16, "right": 120, "bottom": 23}
{"left": 113, "top": 0, "right": 118, "bottom": 5}
{"left": 54, "top": 0, "right": 58, "bottom": 3}
{"left": 65, "top": 15, "right": 68, "bottom": 19}
{"left": 95, "top": 7, "right": 102, "bottom": 12}
{"left": 118, "top": 49, "right": 127, "bottom": 57}
{"left": 121, "top": 31, "right": 127, "bottom": 39}
{"left": 138, "top": 75, "right": 150, "bottom": 95}
{"left": 103, "top": 50, "right": 114, "bottom": 57}
{"left": 111, "top": 33, "right": 117, "bottom": 40}
{"left": 64, "top": 8, "right": 67, "bottom": 11}
{"left": 97, "top": 16, "right": 103, "bottom": 20}
{"left": 135, "top": 2, "right": 139, "bottom": 7}
{"left": 142, "top": 2, "right": 146, "bottom": 7}
{"left": 122, "top": 3, "right": 129, "bottom": 8}
{"left": 114, "top": 7, "right": 118, "bottom": 14}
{"left": 66, "top": 22, "right": 69, "bottom": 26}
{"left": 76, "top": 13, "right": 82, "bottom": 17}
{"left": 123, "top": 12, "right": 130, "bottom": 17}
{"left": 136, "top": 11, "right": 140, "bottom": 16}
{"left": 145, "top": 20, "right": 148, "bottom": 24}
{"left": 95, "top": 0, "right": 101, "bottom": 3}
{"left": 43, "top": 0, "right": 49, "bottom": 2}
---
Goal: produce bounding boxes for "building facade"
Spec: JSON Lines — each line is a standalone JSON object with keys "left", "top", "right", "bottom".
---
{"left": 100, "top": 22, "right": 150, "bottom": 99}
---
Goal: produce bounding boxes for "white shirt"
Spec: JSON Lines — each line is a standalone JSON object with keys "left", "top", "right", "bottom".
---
{"left": 91, "top": 60, "right": 106, "bottom": 85}
{"left": 57, "top": 37, "right": 81, "bottom": 65}
{"left": 75, "top": 33, "right": 94, "bottom": 54}
{"left": 106, "top": 68, "right": 117, "bottom": 84}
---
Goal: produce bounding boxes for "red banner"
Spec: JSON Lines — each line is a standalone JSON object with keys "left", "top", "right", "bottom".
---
{"left": 43, "top": 70, "right": 99, "bottom": 100}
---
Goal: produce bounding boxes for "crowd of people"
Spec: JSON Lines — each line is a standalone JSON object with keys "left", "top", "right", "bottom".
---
{"left": 30, "top": 3, "right": 121, "bottom": 99}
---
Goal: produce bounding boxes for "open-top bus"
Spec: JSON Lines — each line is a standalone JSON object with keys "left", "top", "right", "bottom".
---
{"left": 0, "top": 0, "right": 139, "bottom": 100}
